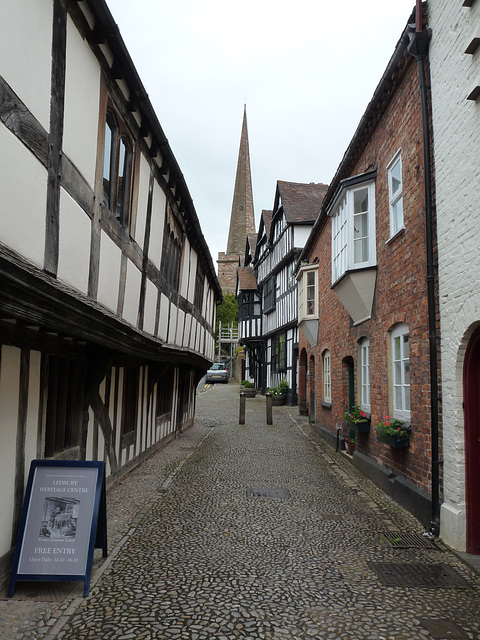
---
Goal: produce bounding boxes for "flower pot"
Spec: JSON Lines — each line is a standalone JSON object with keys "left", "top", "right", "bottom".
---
{"left": 346, "top": 442, "right": 356, "bottom": 455}
{"left": 240, "top": 387, "right": 256, "bottom": 397}
{"left": 271, "top": 394, "right": 286, "bottom": 406}
{"left": 377, "top": 434, "right": 409, "bottom": 448}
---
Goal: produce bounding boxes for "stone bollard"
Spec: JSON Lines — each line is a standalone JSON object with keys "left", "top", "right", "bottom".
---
{"left": 266, "top": 392, "right": 273, "bottom": 425}
{"left": 239, "top": 391, "right": 246, "bottom": 425}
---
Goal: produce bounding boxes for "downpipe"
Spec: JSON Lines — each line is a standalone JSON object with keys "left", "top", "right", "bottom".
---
{"left": 407, "top": 12, "right": 440, "bottom": 537}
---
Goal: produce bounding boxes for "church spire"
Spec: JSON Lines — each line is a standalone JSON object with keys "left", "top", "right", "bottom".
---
{"left": 226, "top": 105, "right": 255, "bottom": 255}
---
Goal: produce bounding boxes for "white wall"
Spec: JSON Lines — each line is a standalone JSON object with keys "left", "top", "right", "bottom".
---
{"left": 63, "top": 15, "right": 100, "bottom": 189}
{"left": 0, "top": 0, "right": 52, "bottom": 131}
{"left": 58, "top": 189, "right": 91, "bottom": 294}
{"left": 97, "top": 231, "right": 122, "bottom": 313}
{"left": 0, "top": 347, "right": 21, "bottom": 558}
{"left": 0, "top": 127, "right": 47, "bottom": 268}
{"left": 429, "top": 0, "right": 480, "bottom": 551}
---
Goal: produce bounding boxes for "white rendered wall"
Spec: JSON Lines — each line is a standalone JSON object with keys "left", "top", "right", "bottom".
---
{"left": 429, "top": 0, "right": 480, "bottom": 552}
{"left": 0, "top": 0, "right": 52, "bottom": 131}
{"left": 123, "top": 262, "right": 142, "bottom": 327}
{"left": 0, "top": 347, "right": 21, "bottom": 558}
{"left": 97, "top": 231, "right": 122, "bottom": 313}
{"left": 149, "top": 182, "right": 166, "bottom": 269}
{"left": 0, "top": 127, "right": 47, "bottom": 268}
{"left": 144, "top": 279, "right": 157, "bottom": 336}
{"left": 63, "top": 16, "right": 100, "bottom": 189}
{"left": 24, "top": 352, "right": 42, "bottom": 484}
{"left": 58, "top": 189, "right": 91, "bottom": 295}
{"left": 133, "top": 157, "right": 151, "bottom": 248}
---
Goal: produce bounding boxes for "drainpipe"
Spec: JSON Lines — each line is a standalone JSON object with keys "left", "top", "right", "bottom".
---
{"left": 407, "top": 3, "right": 440, "bottom": 536}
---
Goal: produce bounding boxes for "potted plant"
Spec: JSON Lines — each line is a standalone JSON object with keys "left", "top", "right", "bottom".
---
{"left": 240, "top": 380, "right": 256, "bottom": 397}
{"left": 345, "top": 432, "right": 356, "bottom": 455}
{"left": 342, "top": 405, "right": 370, "bottom": 434}
{"left": 375, "top": 416, "right": 412, "bottom": 448}
{"left": 267, "top": 378, "right": 289, "bottom": 405}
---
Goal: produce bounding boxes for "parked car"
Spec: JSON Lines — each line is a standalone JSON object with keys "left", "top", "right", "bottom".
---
{"left": 205, "top": 362, "right": 229, "bottom": 383}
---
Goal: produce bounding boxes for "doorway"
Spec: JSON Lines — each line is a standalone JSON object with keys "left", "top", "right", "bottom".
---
{"left": 463, "top": 325, "right": 480, "bottom": 554}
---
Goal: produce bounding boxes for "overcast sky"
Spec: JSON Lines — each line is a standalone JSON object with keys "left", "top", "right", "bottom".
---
{"left": 107, "top": 0, "right": 416, "bottom": 270}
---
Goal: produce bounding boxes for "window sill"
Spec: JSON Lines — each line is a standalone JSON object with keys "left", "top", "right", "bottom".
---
{"left": 321, "top": 401, "right": 332, "bottom": 409}
{"left": 386, "top": 226, "right": 405, "bottom": 245}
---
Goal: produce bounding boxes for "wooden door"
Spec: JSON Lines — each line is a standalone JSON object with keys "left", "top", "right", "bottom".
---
{"left": 464, "top": 326, "right": 480, "bottom": 554}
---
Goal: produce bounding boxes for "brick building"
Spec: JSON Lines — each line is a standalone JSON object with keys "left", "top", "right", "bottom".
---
{"left": 429, "top": 0, "right": 480, "bottom": 554}
{"left": 217, "top": 106, "right": 256, "bottom": 294}
{"left": 297, "top": 6, "right": 440, "bottom": 528}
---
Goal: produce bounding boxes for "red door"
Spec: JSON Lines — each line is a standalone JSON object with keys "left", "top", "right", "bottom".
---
{"left": 464, "top": 326, "right": 480, "bottom": 554}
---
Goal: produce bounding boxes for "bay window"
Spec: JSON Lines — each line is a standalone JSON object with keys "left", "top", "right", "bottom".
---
{"left": 330, "top": 172, "right": 376, "bottom": 284}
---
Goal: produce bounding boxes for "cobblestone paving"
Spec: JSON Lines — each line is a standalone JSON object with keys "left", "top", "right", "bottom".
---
{"left": 2, "top": 383, "right": 480, "bottom": 639}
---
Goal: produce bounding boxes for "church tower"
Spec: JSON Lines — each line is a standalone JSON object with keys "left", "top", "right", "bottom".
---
{"left": 217, "top": 106, "right": 256, "bottom": 294}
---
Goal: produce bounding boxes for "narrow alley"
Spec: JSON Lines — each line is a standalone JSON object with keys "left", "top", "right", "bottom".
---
{"left": 2, "top": 383, "right": 480, "bottom": 640}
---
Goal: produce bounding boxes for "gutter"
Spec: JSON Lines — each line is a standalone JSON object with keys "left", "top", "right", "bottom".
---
{"left": 407, "top": 2, "right": 440, "bottom": 536}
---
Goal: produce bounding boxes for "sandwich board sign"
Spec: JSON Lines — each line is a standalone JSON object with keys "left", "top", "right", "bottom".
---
{"left": 8, "top": 460, "right": 107, "bottom": 597}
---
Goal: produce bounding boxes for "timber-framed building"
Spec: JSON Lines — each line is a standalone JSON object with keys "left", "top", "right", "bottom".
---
{"left": 0, "top": 0, "right": 221, "bottom": 576}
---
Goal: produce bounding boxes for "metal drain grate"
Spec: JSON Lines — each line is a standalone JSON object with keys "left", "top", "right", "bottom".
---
{"left": 419, "top": 619, "right": 466, "bottom": 639}
{"left": 381, "top": 532, "right": 439, "bottom": 549}
{"left": 369, "top": 563, "right": 471, "bottom": 588}
{"left": 247, "top": 487, "right": 290, "bottom": 499}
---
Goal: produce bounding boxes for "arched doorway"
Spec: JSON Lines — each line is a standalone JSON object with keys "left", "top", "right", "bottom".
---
{"left": 463, "top": 325, "right": 480, "bottom": 554}
{"left": 308, "top": 355, "right": 316, "bottom": 424}
{"left": 298, "top": 349, "right": 308, "bottom": 416}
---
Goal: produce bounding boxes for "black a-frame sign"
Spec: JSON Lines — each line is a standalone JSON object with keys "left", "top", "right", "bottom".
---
{"left": 8, "top": 460, "right": 107, "bottom": 597}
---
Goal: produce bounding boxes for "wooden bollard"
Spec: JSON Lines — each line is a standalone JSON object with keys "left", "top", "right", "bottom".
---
{"left": 239, "top": 391, "right": 246, "bottom": 425}
{"left": 266, "top": 392, "right": 273, "bottom": 425}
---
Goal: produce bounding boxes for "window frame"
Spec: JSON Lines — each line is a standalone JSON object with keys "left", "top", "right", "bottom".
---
{"left": 387, "top": 150, "right": 404, "bottom": 237}
{"left": 323, "top": 350, "right": 331, "bottom": 404}
{"left": 102, "top": 108, "right": 135, "bottom": 229}
{"left": 263, "top": 276, "right": 276, "bottom": 314}
{"left": 359, "top": 338, "right": 371, "bottom": 413}
{"left": 298, "top": 264, "right": 319, "bottom": 321}
{"left": 272, "top": 333, "right": 287, "bottom": 373}
{"left": 390, "top": 324, "right": 410, "bottom": 421}
{"left": 330, "top": 176, "right": 376, "bottom": 284}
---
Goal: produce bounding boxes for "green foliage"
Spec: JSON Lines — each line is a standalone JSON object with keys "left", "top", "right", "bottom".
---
{"left": 267, "top": 378, "right": 289, "bottom": 396}
{"left": 216, "top": 293, "right": 238, "bottom": 333}
{"left": 342, "top": 405, "right": 369, "bottom": 428}
{"left": 375, "top": 416, "right": 413, "bottom": 445}
{"left": 241, "top": 381, "right": 255, "bottom": 388}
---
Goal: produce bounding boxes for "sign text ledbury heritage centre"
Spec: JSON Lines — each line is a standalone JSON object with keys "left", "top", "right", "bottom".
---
{"left": 8, "top": 460, "right": 107, "bottom": 597}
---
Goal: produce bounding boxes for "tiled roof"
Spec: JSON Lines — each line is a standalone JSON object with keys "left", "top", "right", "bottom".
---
{"left": 277, "top": 181, "right": 329, "bottom": 224}
{"left": 237, "top": 267, "right": 258, "bottom": 291}
{"left": 261, "top": 209, "right": 273, "bottom": 235}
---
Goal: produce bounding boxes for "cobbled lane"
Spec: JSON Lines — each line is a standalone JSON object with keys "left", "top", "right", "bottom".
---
{"left": 2, "top": 382, "right": 480, "bottom": 639}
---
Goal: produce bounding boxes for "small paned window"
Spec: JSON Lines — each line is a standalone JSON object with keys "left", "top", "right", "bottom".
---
{"left": 102, "top": 110, "right": 134, "bottom": 227}
{"left": 323, "top": 350, "right": 331, "bottom": 403}
{"left": 388, "top": 151, "right": 403, "bottom": 236}
{"left": 161, "top": 209, "right": 183, "bottom": 293}
{"left": 391, "top": 324, "right": 410, "bottom": 421}
{"left": 263, "top": 276, "right": 276, "bottom": 313}
{"left": 194, "top": 264, "right": 205, "bottom": 312}
{"left": 360, "top": 338, "right": 370, "bottom": 412}
{"left": 272, "top": 333, "right": 287, "bottom": 373}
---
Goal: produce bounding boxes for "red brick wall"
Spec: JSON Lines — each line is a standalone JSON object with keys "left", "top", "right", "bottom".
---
{"left": 300, "top": 56, "right": 439, "bottom": 495}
